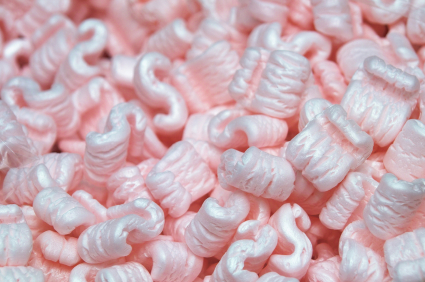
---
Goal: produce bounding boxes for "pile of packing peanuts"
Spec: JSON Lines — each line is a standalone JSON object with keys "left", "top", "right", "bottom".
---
{"left": 1, "top": 0, "right": 425, "bottom": 281}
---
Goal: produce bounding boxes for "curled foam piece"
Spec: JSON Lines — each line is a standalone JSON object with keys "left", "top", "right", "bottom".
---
{"left": 339, "top": 239, "right": 385, "bottom": 282}
{"left": 266, "top": 203, "right": 312, "bottom": 279}
{"left": 210, "top": 242, "right": 259, "bottom": 282}
{"left": 407, "top": 5, "right": 425, "bottom": 45}
{"left": 72, "top": 190, "right": 108, "bottom": 223}
{"left": 128, "top": 0, "right": 189, "bottom": 30}
{"left": 12, "top": 107, "right": 57, "bottom": 155}
{"left": 105, "top": 198, "right": 164, "bottom": 240}
{"left": 146, "top": 141, "right": 216, "bottom": 217}
{"left": 84, "top": 102, "right": 147, "bottom": 186}
{"left": 186, "top": 17, "right": 247, "bottom": 60}
{"left": 21, "top": 206, "right": 52, "bottom": 239}
{"left": 340, "top": 220, "right": 385, "bottom": 259}
{"left": 3, "top": 163, "right": 57, "bottom": 206}
{"left": 256, "top": 272, "right": 298, "bottom": 282}
{"left": 235, "top": 0, "right": 290, "bottom": 30}
{"left": 286, "top": 104, "right": 373, "bottom": 191}
{"left": 35, "top": 231, "right": 80, "bottom": 267}
{"left": 245, "top": 194, "right": 271, "bottom": 225}
{"left": 185, "top": 139, "right": 224, "bottom": 172}
{"left": 2, "top": 37, "right": 33, "bottom": 68}
{"left": 313, "top": 61, "right": 346, "bottom": 104}
{"left": 104, "top": 0, "right": 150, "bottom": 55}
{"left": 106, "top": 166, "right": 154, "bottom": 207}
{"left": 288, "top": 0, "right": 314, "bottom": 30}
{"left": 218, "top": 146, "right": 295, "bottom": 201}
{"left": 384, "top": 227, "right": 425, "bottom": 278}
{"left": 384, "top": 119, "right": 425, "bottom": 181}
{"left": 311, "top": 0, "right": 353, "bottom": 42}
{"left": 319, "top": 172, "right": 365, "bottom": 230}
{"left": 29, "top": 14, "right": 77, "bottom": 88}
{"left": 229, "top": 220, "right": 278, "bottom": 273}
{"left": 336, "top": 39, "right": 384, "bottom": 82}
{"left": 304, "top": 255, "right": 341, "bottom": 282}
{"left": 208, "top": 108, "right": 288, "bottom": 150}
{"left": 95, "top": 262, "right": 153, "bottom": 282}
{"left": 357, "top": 0, "right": 409, "bottom": 24}
{"left": 54, "top": 19, "right": 108, "bottom": 92}
{"left": 3, "top": 152, "right": 84, "bottom": 205}
{"left": 0, "top": 266, "right": 45, "bottom": 282}
{"left": 128, "top": 239, "right": 203, "bottom": 282}
{"left": 142, "top": 19, "right": 193, "bottom": 60}
{"left": 163, "top": 212, "right": 196, "bottom": 243}
{"left": 77, "top": 215, "right": 155, "bottom": 263}
{"left": 33, "top": 153, "right": 83, "bottom": 191}
{"left": 15, "top": 0, "right": 70, "bottom": 37}
{"left": 0, "top": 205, "right": 33, "bottom": 266}
{"left": 341, "top": 56, "right": 420, "bottom": 147}
{"left": 211, "top": 228, "right": 277, "bottom": 282}
{"left": 392, "top": 257, "right": 425, "bottom": 282}
{"left": 229, "top": 48, "right": 312, "bottom": 119}
{"left": 2, "top": 77, "right": 80, "bottom": 139}
{"left": 138, "top": 126, "right": 168, "bottom": 160}
{"left": 78, "top": 199, "right": 164, "bottom": 263}
{"left": 170, "top": 40, "right": 239, "bottom": 113}
{"left": 384, "top": 32, "right": 420, "bottom": 69}
{"left": 27, "top": 246, "right": 72, "bottom": 282}
{"left": 298, "top": 98, "right": 332, "bottom": 132}
{"left": 133, "top": 52, "right": 188, "bottom": 133}
{"left": 33, "top": 187, "right": 96, "bottom": 235}
{"left": 363, "top": 173, "right": 425, "bottom": 240}
{"left": 286, "top": 171, "right": 334, "bottom": 215}
{"left": 0, "top": 101, "right": 38, "bottom": 169}
{"left": 345, "top": 176, "right": 379, "bottom": 226}
{"left": 68, "top": 260, "right": 123, "bottom": 282}
{"left": 72, "top": 77, "right": 125, "bottom": 139}
{"left": 0, "top": 39, "right": 33, "bottom": 87}
{"left": 185, "top": 192, "right": 250, "bottom": 257}
{"left": 247, "top": 23, "right": 331, "bottom": 67}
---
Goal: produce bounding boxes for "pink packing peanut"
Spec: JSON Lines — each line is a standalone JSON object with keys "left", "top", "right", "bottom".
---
{"left": 218, "top": 146, "right": 295, "bottom": 202}
{"left": 146, "top": 140, "right": 216, "bottom": 217}
{"left": 0, "top": 266, "right": 45, "bottom": 282}
{"left": 287, "top": 104, "right": 373, "bottom": 191}
{"left": 265, "top": 203, "right": 312, "bottom": 279}
{"left": 127, "top": 239, "right": 203, "bottom": 282}
{"left": 2, "top": 0, "right": 425, "bottom": 280}
{"left": 33, "top": 187, "right": 96, "bottom": 235}
{"left": 84, "top": 102, "right": 147, "bottom": 186}
{"left": 185, "top": 192, "right": 250, "bottom": 257}
{"left": 35, "top": 230, "right": 81, "bottom": 267}
{"left": 1, "top": 77, "right": 80, "bottom": 139}
{"left": 0, "top": 204, "right": 33, "bottom": 267}
{"left": 95, "top": 262, "right": 153, "bottom": 282}
{"left": 29, "top": 14, "right": 77, "bottom": 89}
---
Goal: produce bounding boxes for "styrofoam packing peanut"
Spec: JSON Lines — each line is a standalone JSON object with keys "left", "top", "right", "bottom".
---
{"left": 1, "top": 1, "right": 425, "bottom": 280}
